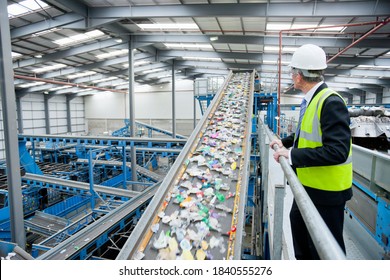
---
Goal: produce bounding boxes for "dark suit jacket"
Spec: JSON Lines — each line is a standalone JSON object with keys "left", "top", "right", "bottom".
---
{"left": 281, "top": 83, "right": 352, "bottom": 205}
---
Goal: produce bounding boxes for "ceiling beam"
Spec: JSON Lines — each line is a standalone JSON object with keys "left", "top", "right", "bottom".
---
{"left": 133, "top": 34, "right": 389, "bottom": 49}
{"left": 89, "top": 3, "right": 390, "bottom": 18}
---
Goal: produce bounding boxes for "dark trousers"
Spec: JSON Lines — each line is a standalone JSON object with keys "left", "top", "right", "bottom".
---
{"left": 289, "top": 200, "right": 346, "bottom": 260}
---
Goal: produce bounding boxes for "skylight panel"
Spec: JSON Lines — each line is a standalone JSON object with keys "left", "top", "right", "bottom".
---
{"left": 317, "top": 25, "right": 346, "bottom": 32}
{"left": 49, "top": 86, "right": 72, "bottom": 91}
{"left": 7, "top": 3, "right": 30, "bottom": 17}
{"left": 137, "top": 23, "right": 199, "bottom": 31}
{"left": 164, "top": 43, "right": 213, "bottom": 50}
{"left": 95, "top": 49, "right": 128, "bottom": 59}
{"left": 143, "top": 69, "right": 163, "bottom": 74}
{"left": 357, "top": 65, "right": 389, "bottom": 69}
{"left": 18, "top": 81, "right": 46, "bottom": 88}
{"left": 32, "top": 28, "right": 62, "bottom": 37}
{"left": 8, "top": 0, "right": 48, "bottom": 18}
{"left": 12, "top": 52, "right": 22, "bottom": 58}
{"left": 182, "top": 56, "right": 221, "bottom": 62}
{"left": 94, "top": 77, "right": 118, "bottom": 83}
{"left": 262, "top": 60, "right": 289, "bottom": 65}
{"left": 266, "top": 23, "right": 291, "bottom": 31}
{"left": 264, "top": 46, "right": 298, "bottom": 53}
{"left": 67, "top": 71, "right": 97, "bottom": 79}
{"left": 32, "top": 63, "right": 67, "bottom": 73}
{"left": 21, "top": 0, "right": 48, "bottom": 10}
{"left": 53, "top": 30, "right": 105, "bottom": 46}
{"left": 157, "top": 74, "right": 172, "bottom": 79}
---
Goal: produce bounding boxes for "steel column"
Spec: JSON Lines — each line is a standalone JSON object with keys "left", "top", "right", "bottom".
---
{"left": 172, "top": 60, "right": 176, "bottom": 138}
{"left": 128, "top": 36, "right": 136, "bottom": 137}
{"left": 43, "top": 94, "right": 51, "bottom": 134}
{"left": 16, "top": 95, "right": 23, "bottom": 134}
{"left": 0, "top": 1, "right": 26, "bottom": 248}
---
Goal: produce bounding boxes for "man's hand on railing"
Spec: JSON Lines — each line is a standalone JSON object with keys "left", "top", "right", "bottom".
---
{"left": 269, "top": 139, "right": 289, "bottom": 163}
{"left": 270, "top": 139, "right": 283, "bottom": 150}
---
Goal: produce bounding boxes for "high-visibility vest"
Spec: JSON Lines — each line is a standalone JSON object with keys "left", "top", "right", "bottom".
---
{"left": 297, "top": 88, "right": 352, "bottom": 191}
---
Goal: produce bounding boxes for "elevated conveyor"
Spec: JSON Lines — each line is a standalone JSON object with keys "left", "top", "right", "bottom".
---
{"left": 23, "top": 173, "right": 140, "bottom": 198}
{"left": 36, "top": 182, "right": 160, "bottom": 260}
{"left": 116, "top": 71, "right": 254, "bottom": 260}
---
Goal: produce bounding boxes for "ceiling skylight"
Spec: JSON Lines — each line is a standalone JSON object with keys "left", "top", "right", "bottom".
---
{"left": 18, "top": 81, "right": 46, "bottom": 88}
{"left": 95, "top": 49, "right": 128, "bottom": 59}
{"left": 182, "top": 56, "right": 221, "bottom": 62}
{"left": 164, "top": 43, "right": 213, "bottom": 50}
{"left": 264, "top": 46, "right": 298, "bottom": 53}
{"left": 32, "top": 28, "right": 62, "bottom": 38}
{"left": 67, "top": 71, "right": 97, "bottom": 79}
{"left": 8, "top": 0, "right": 49, "bottom": 18}
{"left": 267, "top": 23, "right": 345, "bottom": 32}
{"left": 357, "top": 65, "right": 389, "bottom": 69}
{"left": 94, "top": 77, "right": 118, "bottom": 83}
{"left": 137, "top": 23, "right": 199, "bottom": 31}
{"left": 49, "top": 85, "right": 72, "bottom": 91}
{"left": 32, "top": 63, "right": 67, "bottom": 73}
{"left": 53, "top": 30, "right": 105, "bottom": 46}
{"left": 143, "top": 69, "right": 163, "bottom": 74}
{"left": 12, "top": 52, "right": 22, "bottom": 58}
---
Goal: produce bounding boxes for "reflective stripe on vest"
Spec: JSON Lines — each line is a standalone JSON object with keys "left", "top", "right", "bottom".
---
{"left": 297, "top": 88, "right": 352, "bottom": 191}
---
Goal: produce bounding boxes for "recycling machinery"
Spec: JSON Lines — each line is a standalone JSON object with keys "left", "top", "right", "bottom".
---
{"left": 0, "top": 71, "right": 257, "bottom": 260}
{"left": 0, "top": 70, "right": 389, "bottom": 260}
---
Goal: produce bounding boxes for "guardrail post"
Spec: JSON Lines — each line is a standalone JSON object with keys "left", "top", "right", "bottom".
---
{"left": 272, "top": 183, "right": 285, "bottom": 259}
{"left": 370, "top": 154, "right": 377, "bottom": 189}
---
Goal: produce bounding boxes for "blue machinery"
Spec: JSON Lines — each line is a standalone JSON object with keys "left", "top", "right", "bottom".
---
{"left": 0, "top": 72, "right": 389, "bottom": 260}
{"left": 113, "top": 120, "right": 187, "bottom": 139}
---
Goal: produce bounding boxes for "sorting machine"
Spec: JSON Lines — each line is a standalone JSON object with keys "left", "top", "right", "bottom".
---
{"left": 0, "top": 135, "right": 186, "bottom": 259}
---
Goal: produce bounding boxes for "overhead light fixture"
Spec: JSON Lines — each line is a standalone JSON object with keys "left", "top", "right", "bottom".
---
{"left": 115, "top": 38, "right": 123, "bottom": 43}
{"left": 210, "top": 36, "right": 219, "bottom": 41}
{"left": 35, "top": 54, "right": 42, "bottom": 58}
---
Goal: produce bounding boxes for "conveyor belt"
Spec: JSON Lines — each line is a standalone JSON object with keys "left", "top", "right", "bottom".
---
{"left": 116, "top": 71, "right": 254, "bottom": 260}
{"left": 24, "top": 211, "right": 68, "bottom": 237}
{"left": 37, "top": 182, "right": 160, "bottom": 260}
{"left": 23, "top": 173, "right": 140, "bottom": 198}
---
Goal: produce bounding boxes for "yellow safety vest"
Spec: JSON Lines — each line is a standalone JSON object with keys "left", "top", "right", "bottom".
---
{"left": 297, "top": 88, "right": 352, "bottom": 191}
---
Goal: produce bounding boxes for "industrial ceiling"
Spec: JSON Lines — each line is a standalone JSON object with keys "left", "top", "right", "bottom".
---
{"left": 7, "top": 0, "right": 390, "bottom": 98}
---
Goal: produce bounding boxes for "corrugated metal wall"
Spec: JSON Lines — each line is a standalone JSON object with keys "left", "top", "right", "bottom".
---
{"left": 0, "top": 94, "right": 86, "bottom": 160}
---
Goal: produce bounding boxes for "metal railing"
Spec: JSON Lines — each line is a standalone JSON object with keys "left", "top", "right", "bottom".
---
{"left": 259, "top": 120, "right": 347, "bottom": 260}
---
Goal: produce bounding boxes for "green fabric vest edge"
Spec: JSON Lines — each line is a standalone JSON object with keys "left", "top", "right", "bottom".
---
{"left": 296, "top": 88, "right": 353, "bottom": 191}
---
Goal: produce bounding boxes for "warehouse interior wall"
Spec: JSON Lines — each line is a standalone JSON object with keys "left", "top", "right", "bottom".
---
{"left": 0, "top": 95, "right": 85, "bottom": 160}
{"left": 84, "top": 79, "right": 202, "bottom": 136}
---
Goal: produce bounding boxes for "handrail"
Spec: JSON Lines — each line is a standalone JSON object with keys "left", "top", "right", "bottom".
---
{"left": 261, "top": 121, "right": 346, "bottom": 260}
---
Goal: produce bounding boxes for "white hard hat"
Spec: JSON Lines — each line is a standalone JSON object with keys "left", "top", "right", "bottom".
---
{"left": 289, "top": 44, "right": 327, "bottom": 70}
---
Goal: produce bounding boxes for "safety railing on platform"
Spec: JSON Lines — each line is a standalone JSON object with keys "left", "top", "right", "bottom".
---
{"left": 258, "top": 119, "right": 347, "bottom": 260}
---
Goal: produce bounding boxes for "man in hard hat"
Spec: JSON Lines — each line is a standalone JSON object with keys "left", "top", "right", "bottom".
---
{"left": 270, "top": 44, "right": 353, "bottom": 260}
